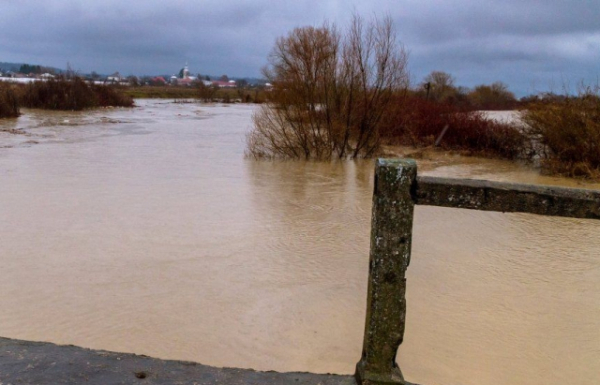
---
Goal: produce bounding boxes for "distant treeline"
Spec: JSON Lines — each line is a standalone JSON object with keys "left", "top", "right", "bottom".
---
{"left": 18, "top": 64, "right": 53, "bottom": 75}
{"left": 414, "top": 71, "right": 518, "bottom": 110}
{"left": 0, "top": 62, "right": 62, "bottom": 75}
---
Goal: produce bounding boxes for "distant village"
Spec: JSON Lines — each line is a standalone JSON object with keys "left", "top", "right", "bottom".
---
{"left": 0, "top": 63, "right": 270, "bottom": 89}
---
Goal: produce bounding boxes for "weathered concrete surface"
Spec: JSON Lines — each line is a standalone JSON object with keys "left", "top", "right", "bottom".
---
{"left": 356, "top": 159, "right": 416, "bottom": 385}
{"left": 0, "top": 337, "right": 357, "bottom": 385}
{"left": 416, "top": 176, "right": 600, "bottom": 220}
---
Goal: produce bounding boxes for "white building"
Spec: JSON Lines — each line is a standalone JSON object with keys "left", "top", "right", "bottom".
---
{"left": 106, "top": 72, "right": 122, "bottom": 83}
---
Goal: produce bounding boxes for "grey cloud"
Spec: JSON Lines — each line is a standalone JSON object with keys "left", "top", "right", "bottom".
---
{"left": 396, "top": 0, "right": 600, "bottom": 43}
{"left": 0, "top": 0, "right": 598, "bottom": 95}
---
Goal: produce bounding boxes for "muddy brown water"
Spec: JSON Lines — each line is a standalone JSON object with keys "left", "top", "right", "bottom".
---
{"left": 1, "top": 101, "right": 599, "bottom": 385}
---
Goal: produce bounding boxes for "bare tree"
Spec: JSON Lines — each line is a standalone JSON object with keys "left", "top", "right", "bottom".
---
{"left": 341, "top": 15, "right": 409, "bottom": 158}
{"left": 421, "top": 71, "right": 457, "bottom": 102}
{"left": 65, "top": 62, "right": 78, "bottom": 80}
{"left": 248, "top": 14, "right": 409, "bottom": 160}
{"left": 468, "top": 81, "right": 517, "bottom": 109}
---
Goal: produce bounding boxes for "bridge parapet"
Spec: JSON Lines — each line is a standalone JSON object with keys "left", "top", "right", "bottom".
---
{"left": 356, "top": 158, "right": 600, "bottom": 385}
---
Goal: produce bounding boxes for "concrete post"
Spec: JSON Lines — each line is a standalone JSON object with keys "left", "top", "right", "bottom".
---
{"left": 355, "top": 158, "right": 416, "bottom": 385}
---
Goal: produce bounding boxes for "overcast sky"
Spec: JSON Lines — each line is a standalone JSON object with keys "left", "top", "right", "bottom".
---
{"left": 1, "top": 0, "right": 598, "bottom": 96}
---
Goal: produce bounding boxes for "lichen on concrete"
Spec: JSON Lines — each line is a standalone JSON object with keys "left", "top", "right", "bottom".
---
{"left": 415, "top": 175, "right": 600, "bottom": 219}
{"left": 356, "top": 159, "right": 417, "bottom": 385}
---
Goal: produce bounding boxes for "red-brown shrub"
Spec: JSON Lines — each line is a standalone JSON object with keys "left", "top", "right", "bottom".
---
{"left": 380, "top": 96, "right": 527, "bottom": 159}
{"left": 522, "top": 92, "right": 600, "bottom": 178}
{"left": 0, "top": 84, "right": 20, "bottom": 118}
{"left": 21, "top": 77, "right": 133, "bottom": 110}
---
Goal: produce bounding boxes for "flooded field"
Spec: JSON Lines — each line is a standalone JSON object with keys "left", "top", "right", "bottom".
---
{"left": 1, "top": 100, "right": 599, "bottom": 385}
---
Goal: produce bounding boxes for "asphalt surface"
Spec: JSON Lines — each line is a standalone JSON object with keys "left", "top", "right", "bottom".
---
{"left": 0, "top": 337, "right": 358, "bottom": 385}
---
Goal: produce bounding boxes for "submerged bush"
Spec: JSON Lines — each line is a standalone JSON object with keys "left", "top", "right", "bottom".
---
{"left": 522, "top": 92, "right": 600, "bottom": 178}
{"left": 21, "top": 77, "right": 133, "bottom": 110}
{"left": 380, "top": 96, "right": 527, "bottom": 159}
{"left": 92, "top": 84, "right": 134, "bottom": 108}
{"left": 0, "top": 84, "right": 20, "bottom": 118}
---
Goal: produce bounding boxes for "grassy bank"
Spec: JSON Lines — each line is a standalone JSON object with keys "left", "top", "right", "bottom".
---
{"left": 20, "top": 77, "right": 133, "bottom": 110}
{"left": 0, "top": 84, "right": 20, "bottom": 118}
{"left": 123, "top": 86, "right": 267, "bottom": 103}
{"left": 123, "top": 86, "right": 199, "bottom": 99}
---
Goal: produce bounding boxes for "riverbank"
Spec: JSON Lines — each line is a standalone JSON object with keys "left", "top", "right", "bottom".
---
{"left": 0, "top": 337, "right": 370, "bottom": 385}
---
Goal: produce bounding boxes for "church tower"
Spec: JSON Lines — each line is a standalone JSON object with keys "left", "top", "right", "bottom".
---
{"left": 183, "top": 61, "right": 190, "bottom": 78}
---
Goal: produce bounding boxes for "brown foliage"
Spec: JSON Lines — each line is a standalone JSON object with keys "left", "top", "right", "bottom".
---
{"left": 197, "top": 82, "right": 218, "bottom": 102}
{"left": 20, "top": 77, "right": 133, "bottom": 110}
{"left": 522, "top": 91, "right": 600, "bottom": 178}
{"left": 0, "top": 84, "right": 20, "bottom": 118}
{"left": 92, "top": 84, "right": 134, "bottom": 108}
{"left": 381, "top": 96, "right": 527, "bottom": 159}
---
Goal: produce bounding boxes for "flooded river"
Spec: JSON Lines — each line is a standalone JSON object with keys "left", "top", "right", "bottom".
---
{"left": 1, "top": 100, "right": 598, "bottom": 385}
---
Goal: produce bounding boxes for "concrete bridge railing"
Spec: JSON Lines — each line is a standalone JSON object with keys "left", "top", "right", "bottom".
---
{"left": 355, "top": 158, "right": 600, "bottom": 385}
